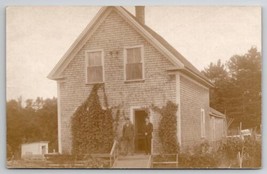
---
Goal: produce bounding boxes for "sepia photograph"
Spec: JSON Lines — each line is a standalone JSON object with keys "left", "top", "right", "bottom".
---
{"left": 6, "top": 6, "right": 261, "bottom": 169}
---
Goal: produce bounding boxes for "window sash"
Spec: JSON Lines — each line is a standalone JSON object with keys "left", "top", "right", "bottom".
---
{"left": 126, "top": 63, "right": 143, "bottom": 80}
{"left": 127, "top": 47, "right": 142, "bottom": 63}
{"left": 86, "top": 51, "right": 103, "bottom": 83}
{"left": 87, "top": 66, "right": 103, "bottom": 83}
{"left": 125, "top": 47, "right": 143, "bottom": 80}
{"left": 87, "top": 52, "right": 102, "bottom": 66}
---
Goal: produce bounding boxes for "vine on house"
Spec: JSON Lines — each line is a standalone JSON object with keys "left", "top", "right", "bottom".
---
{"left": 152, "top": 101, "right": 179, "bottom": 153}
{"left": 71, "top": 84, "right": 113, "bottom": 155}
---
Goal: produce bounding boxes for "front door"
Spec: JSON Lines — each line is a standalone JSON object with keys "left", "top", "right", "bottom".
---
{"left": 134, "top": 110, "right": 148, "bottom": 153}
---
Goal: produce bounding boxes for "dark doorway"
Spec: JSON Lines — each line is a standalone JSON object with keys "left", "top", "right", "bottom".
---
{"left": 134, "top": 110, "right": 148, "bottom": 153}
{"left": 41, "top": 145, "right": 46, "bottom": 155}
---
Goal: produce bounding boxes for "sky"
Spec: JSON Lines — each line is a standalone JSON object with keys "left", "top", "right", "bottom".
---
{"left": 6, "top": 6, "right": 261, "bottom": 101}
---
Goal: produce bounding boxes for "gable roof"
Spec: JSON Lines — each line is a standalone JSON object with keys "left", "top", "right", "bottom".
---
{"left": 122, "top": 8, "right": 208, "bottom": 80}
{"left": 47, "top": 6, "right": 213, "bottom": 87}
{"left": 210, "top": 107, "right": 226, "bottom": 119}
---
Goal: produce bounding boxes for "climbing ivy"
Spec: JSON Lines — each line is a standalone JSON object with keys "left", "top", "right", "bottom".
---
{"left": 152, "top": 101, "right": 179, "bottom": 154}
{"left": 71, "top": 84, "right": 113, "bottom": 155}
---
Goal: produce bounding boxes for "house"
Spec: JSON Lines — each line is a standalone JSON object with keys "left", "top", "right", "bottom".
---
{"left": 21, "top": 141, "right": 49, "bottom": 159}
{"left": 48, "top": 6, "right": 226, "bottom": 154}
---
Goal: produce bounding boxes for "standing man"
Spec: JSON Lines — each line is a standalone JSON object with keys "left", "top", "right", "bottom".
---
{"left": 144, "top": 117, "right": 153, "bottom": 155}
{"left": 122, "top": 117, "right": 134, "bottom": 155}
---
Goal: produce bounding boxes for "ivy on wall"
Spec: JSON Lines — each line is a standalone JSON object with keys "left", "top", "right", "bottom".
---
{"left": 152, "top": 101, "right": 179, "bottom": 153}
{"left": 71, "top": 84, "right": 113, "bottom": 155}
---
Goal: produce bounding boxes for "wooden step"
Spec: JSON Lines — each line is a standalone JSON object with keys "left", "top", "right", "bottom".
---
{"left": 113, "top": 155, "right": 150, "bottom": 168}
{"left": 118, "top": 154, "right": 149, "bottom": 160}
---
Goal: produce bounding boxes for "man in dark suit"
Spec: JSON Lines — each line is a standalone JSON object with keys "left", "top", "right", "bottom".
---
{"left": 144, "top": 117, "right": 153, "bottom": 155}
{"left": 122, "top": 117, "right": 134, "bottom": 155}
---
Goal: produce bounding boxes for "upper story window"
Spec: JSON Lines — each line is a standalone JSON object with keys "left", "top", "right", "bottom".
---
{"left": 85, "top": 50, "right": 104, "bottom": 84}
{"left": 200, "top": 108, "right": 206, "bottom": 138}
{"left": 124, "top": 45, "right": 144, "bottom": 81}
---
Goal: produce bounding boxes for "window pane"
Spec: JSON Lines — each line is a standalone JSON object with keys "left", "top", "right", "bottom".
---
{"left": 87, "top": 66, "right": 103, "bottom": 83}
{"left": 88, "top": 52, "right": 102, "bottom": 66}
{"left": 126, "top": 63, "right": 142, "bottom": 80}
{"left": 127, "top": 48, "right": 141, "bottom": 63}
{"left": 127, "top": 49, "right": 133, "bottom": 62}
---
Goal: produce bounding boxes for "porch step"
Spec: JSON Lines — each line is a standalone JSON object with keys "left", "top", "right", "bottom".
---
{"left": 113, "top": 155, "right": 150, "bottom": 168}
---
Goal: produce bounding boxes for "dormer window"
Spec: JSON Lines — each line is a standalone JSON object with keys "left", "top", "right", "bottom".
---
{"left": 85, "top": 50, "right": 104, "bottom": 84}
{"left": 124, "top": 45, "right": 144, "bottom": 81}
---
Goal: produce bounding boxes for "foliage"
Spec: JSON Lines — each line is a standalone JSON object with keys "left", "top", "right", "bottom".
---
{"left": 242, "top": 137, "right": 261, "bottom": 167}
{"left": 218, "top": 136, "right": 261, "bottom": 168}
{"left": 202, "top": 47, "right": 261, "bottom": 129}
{"left": 113, "top": 109, "right": 121, "bottom": 140}
{"left": 45, "top": 154, "right": 109, "bottom": 168}
{"left": 179, "top": 141, "right": 220, "bottom": 168}
{"left": 152, "top": 101, "right": 179, "bottom": 153}
{"left": 71, "top": 84, "right": 113, "bottom": 155}
{"left": 202, "top": 59, "right": 229, "bottom": 113}
{"left": 217, "top": 137, "right": 243, "bottom": 160}
{"left": 178, "top": 137, "right": 261, "bottom": 168}
{"left": 6, "top": 97, "right": 58, "bottom": 159}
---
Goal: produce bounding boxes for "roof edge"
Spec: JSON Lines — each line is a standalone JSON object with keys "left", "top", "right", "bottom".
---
{"left": 210, "top": 107, "right": 226, "bottom": 118}
{"left": 167, "top": 68, "right": 214, "bottom": 88}
{"left": 48, "top": 6, "right": 187, "bottom": 80}
{"left": 47, "top": 6, "right": 108, "bottom": 80}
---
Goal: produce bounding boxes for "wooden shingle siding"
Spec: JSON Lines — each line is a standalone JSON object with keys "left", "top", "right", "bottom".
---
{"left": 211, "top": 116, "right": 226, "bottom": 141}
{"left": 180, "top": 75, "right": 210, "bottom": 148}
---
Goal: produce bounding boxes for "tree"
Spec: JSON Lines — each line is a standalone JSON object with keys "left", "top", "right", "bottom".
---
{"left": 202, "top": 59, "right": 229, "bottom": 113}
{"left": 202, "top": 47, "right": 261, "bottom": 129}
{"left": 7, "top": 97, "right": 58, "bottom": 159}
{"left": 7, "top": 100, "right": 24, "bottom": 157}
{"left": 226, "top": 47, "right": 261, "bottom": 128}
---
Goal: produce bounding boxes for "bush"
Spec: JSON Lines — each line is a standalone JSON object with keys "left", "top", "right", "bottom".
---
{"left": 71, "top": 84, "right": 113, "bottom": 155}
{"left": 218, "top": 136, "right": 261, "bottom": 168}
{"left": 178, "top": 136, "right": 262, "bottom": 168}
{"left": 152, "top": 101, "right": 179, "bottom": 154}
{"left": 45, "top": 154, "right": 108, "bottom": 168}
{"left": 179, "top": 141, "right": 220, "bottom": 168}
{"left": 242, "top": 137, "right": 261, "bottom": 168}
{"left": 217, "top": 137, "right": 243, "bottom": 160}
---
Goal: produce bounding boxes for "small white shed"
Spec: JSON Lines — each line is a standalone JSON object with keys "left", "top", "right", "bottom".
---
{"left": 21, "top": 141, "right": 49, "bottom": 159}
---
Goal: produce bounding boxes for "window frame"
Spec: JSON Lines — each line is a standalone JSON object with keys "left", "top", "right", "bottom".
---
{"left": 211, "top": 116, "right": 215, "bottom": 141}
{"left": 123, "top": 45, "right": 145, "bottom": 82}
{"left": 200, "top": 108, "right": 206, "bottom": 138}
{"left": 85, "top": 49, "right": 105, "bottom": 84}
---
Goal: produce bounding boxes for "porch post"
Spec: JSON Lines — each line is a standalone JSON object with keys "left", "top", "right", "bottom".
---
{"left": 57, "top": 81, "right": 62, "bottom": 154}
{"left": 176, "top": 74, "right": 182, "bottom": 146}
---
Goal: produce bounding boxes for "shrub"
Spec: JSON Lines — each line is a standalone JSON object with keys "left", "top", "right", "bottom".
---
{"left": 152, "top": 101, "right": 179, "bottom": 154}
{"left": 71, "top": 84, "right": 113, "bottom": 155}
{"left": 45, "top": 154, "right": 108, "bottom": 168}
{"left": 179, "top": 141, "right": 221, "bottom": 168}
{"left": 242, "top": 136, "right": 261, "bottom": 168}
{"left": 217, "top": 137, "right": 243, "bottom": 160}
{"left": 217, "top": 136, "right": 261, "bottom": 168}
